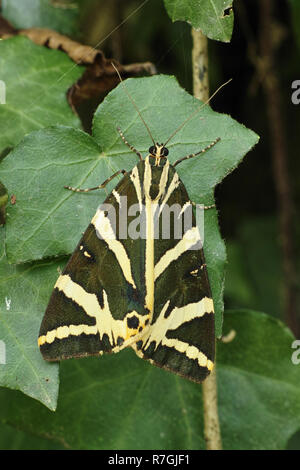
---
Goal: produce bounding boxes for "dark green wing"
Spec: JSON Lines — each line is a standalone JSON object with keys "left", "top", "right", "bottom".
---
{"left": 132, "top": 162, "right": 215, "bottom": 383}
{"left": 38, "top": 165, "right": 150, "bottom": 361}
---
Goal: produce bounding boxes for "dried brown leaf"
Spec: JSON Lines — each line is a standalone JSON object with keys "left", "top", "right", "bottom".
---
{"left": 0, "top": 24, "right": 156, "bottom": 110}
{"left": 0, "top": 14, "right": 17, "bottom": 35}
{"left": 19, "top": 28, "right": 103, "bottom": 64}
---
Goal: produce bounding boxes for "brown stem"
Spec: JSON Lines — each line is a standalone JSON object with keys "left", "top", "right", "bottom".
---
{"left": 192, "top": 27, "right": 222, "bottom": 451}
{"left": 202, "top": 367, "right": 223, "bottom": 450}
{"left": 191, "top": 29, "right": 209, "bottom": 101}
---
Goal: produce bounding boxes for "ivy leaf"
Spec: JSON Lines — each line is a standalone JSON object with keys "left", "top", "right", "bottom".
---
{"left": 164, "top": 0, "right": 234, "bottom": 43}
{"left": 0, "top": 422, "right": 64, "bottom": 449}
{"left": 1, "top": 0, "right": 81, "bottom": 37}
{"left": 1, "top": 75, "right": 259, "bottom": 338}
{"left": 0, "top": 230, "right": 60, "bottom": 410}
{"left": 0, "top": 36, "right": 83, "bottom": 155}
{"left": 0, "top": 310, "right": 298, "bottom": 449}
{"left": 219, "top": 310, "right": 300, "bottom": 450}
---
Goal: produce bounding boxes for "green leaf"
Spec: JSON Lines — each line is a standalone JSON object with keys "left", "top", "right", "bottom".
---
{"left": 0, "top": 351, "right": 208, "bottom": 449}
{"left": 0, "top": 36, "right": 83, "bottom": 155}
{"left": 2, "top": 0, "right": 81, "bottom": 37}
{"left": 224, "top": 240, "right": 257, "bottom": 307}
{"left": 0, "top": 310, "right": 298, "bottom": 449}
{"left": 224, "top": 216, "right": 283, "bottom": 317}
{"left": 0, "top": 230, "right": 60, "bottom": 410}
{"left": 164, "top": 0, "right": 234, "bottom": 43}
{"left": 1, "top": 126, "right": 109, "bottom": 265}
{"left": 219, "top": 310, "right": 300, "bottom": 450}
{"left": 1, "top": 75, "right": 259, "bottom": 339}
{"left": 0, "top": 422, "right": 64, "bottom": 449}
{"left": 287, "top": 430, "right": 300, "bottom": 450}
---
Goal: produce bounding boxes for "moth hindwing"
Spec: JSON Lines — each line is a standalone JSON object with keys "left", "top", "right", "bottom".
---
{"left": 39, "top": 121, "right": 217, "bottom": 384}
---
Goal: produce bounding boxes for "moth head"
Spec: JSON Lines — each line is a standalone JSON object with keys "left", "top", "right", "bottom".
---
{"left": 149, "top": 143, "right": 169, "bottom": 160}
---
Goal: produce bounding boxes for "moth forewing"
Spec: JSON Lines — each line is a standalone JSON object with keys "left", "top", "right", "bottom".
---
{"left": 131, "top": 158, "right": 215, "bottom": 383}
{"left": 38, "top": 168, "right": 151, "bottom": 361}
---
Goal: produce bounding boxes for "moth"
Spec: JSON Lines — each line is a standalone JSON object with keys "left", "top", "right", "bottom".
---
{"left": 38, "top": 73, "right": 227, "bottom": 383}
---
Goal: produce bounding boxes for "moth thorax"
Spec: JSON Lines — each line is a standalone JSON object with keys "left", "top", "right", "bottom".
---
{"left": 144, "top": 156, "right": 169, "bottom": 202}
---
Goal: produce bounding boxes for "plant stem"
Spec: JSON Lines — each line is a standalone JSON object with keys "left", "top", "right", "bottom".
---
{"left": 191, "top": 27, "right": 222, "bottom": 451}
{"left": 191, "top": 29, "right": 209, "bottom": 101}
{"left": 202, "top": 366, "right": 222, "bottom": 450}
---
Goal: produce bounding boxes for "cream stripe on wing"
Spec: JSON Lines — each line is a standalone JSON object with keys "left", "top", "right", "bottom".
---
{"left": 135, "top": 298, "right": 214, "bottom": 370}
{"left": 161, "top": 338, "right": 214, "bottom": 370}
{"left": 143, "top": 157, "right": 171, "bottom": 316}
{"left": 141, "top": 297, "right": 214, "bottom": 348}
{"left": 92, "top": 208, "right": 136, "bottom": 289}
{"left": 55, "top": 275, "right": 118, "bottom": 345}
{"left": 157, "top": 159, "right": 170, "bottom": 201}
{"left": 159, "top": 171, "right": 179, "bottom": 215}
{"left": 154, "top": 226, "right": 201, "bottom": 280}
{"left": 38, "top": 275, "right": 149, "bottom": 349}
{"left": 112, "top": 189, "right": 121, "bottom": 204}
{"left": 178, "top": 201, "right": 192, "bottom": 218}
{"left": 144, "top": 157, "right": 155, "bottom": 315}
{"left": 143, "top": 156, "right": 152, "bottom": 198}
{"left": 130, "top": 166, "right": 143, "bottom": 211}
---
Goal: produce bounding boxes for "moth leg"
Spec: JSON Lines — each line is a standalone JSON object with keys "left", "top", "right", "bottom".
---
{"left": 191, "top": 201, "right": 216, "bottom": 210}
{"left": 117, "top": 126, "right": 143, "bottom": 161}
{"left": 173, "top": 137, "right": 220, "bottom": 167}
{"left": 64, "top": 169, "right": 127, "bottom": 192}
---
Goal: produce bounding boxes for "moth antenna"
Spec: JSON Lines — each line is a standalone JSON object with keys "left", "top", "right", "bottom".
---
{"left": 111, "top": 62, "right": 156, "bottom": 145}
{"left": 163, "top": 78, "right": 232, "bottom": 147}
